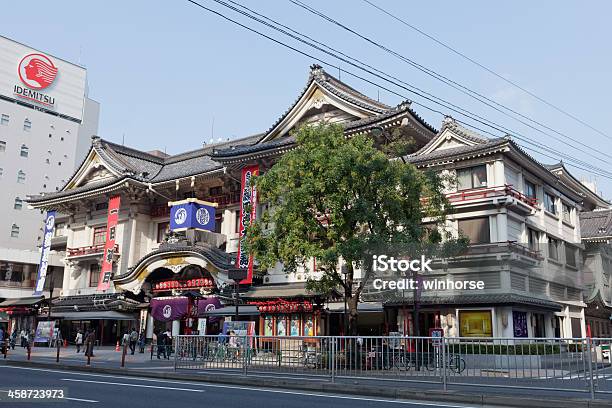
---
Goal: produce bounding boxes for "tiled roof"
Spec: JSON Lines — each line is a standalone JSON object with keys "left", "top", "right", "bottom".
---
{"left": 344, "top": 101, "right": 437, "bottom": 134}
{"left": 580, "top": 209, "right": 612, "bottom": 239}
{"left": 114, "top": 243, "right": 239, "bottom": 284}
{"left": 377, "top": 292, "right": 563, "bottom": 310}
{"left": 27, "top": 177, "right": 130, "bottom": 204}
{"left": 212, "top": 136, "right": 296, "bottom": 159}
{"left": 411, "top": 116, "right": 489, "bottom": 157}
{"left": 406, "top": 138, "right": 508, "bottom": 165}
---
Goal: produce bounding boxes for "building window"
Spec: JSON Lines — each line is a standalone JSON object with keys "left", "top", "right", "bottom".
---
{"left": 14, "top": 198, "right": 23, "bottom": 210}
{"left": 524, "top": 180, "right": 536, "bottom": 200}
{"left": 157, "top": 222, "right": 170, "bottom": 243}
{"left": 562, "top": 203, "right": 572, "bottom": 223}
{"left": 95, "top": 202, "right": 108, "bottom": 211}
{"left": 544, "top": 192, "right": 556, "bottom": 214}
{"left": 0, "top": 168, "right": 3, "bottom": 178}
{"left": 527, "top": 228, "right": 539, "bottom": 251}
{"left": 54, "top": 222, "right": 65, "bottom": 237}
{"left": 458, "top": 217, "right": 490, "bottom": 244}
{"left": 58, "top": 161, "right": 62, "bottom": 166}
{"left": 459, "top": 310, "right": 493, "bottom": 337}
{"left": 10, "top": 224, "right": 19, "bottom": 238}
{"left": 214, "top": 214, "right": 222, "bottom": 234}
{"left": 457, "top": 165, "right": 487, "bottom": 191}
{"left": 89, "top": 264, "right": 100, "bottom": 287}
{"left": 566, "top": 245, "right": 577, "bottom": 267}
{"left": 45, "top": 158, "right": 50, "bottom": 164}
{"left": 93, "top": 226, "right": 106, "bottom": 245}
{"left": 23, "top": 119, "right": 31, "bottom": 131}
{"left": 0, "top": 141, "right": 6, "bottom": 152}
{"left": 49, "top": 134, "right": 52, "bottom": 138}
{"left": 60, "top": 136, "right": 64, "bottom": 141}
{"left": 20, "top": 144, "right": 28, "bottom": 158}
{"left": 235, "top": 210, "right": 241, "bottom": 233}
{"left": 209, "top": 186, "right": 223, "bottom": 196}
{"left": 17, "top": 170, "right": 26, "bottom": 183}
{"left": 1, "top": 114, "right": 8, "bottom": 125}
{"left": 548, "top": 236, "right": 559, "bottom": 260}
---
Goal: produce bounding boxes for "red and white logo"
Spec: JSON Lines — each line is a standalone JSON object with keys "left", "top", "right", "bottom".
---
{"left": 18, "top": 53, "right": 58, "bottom": 90}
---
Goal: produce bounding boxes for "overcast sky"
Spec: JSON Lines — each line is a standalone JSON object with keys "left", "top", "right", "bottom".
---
{"left": 2, "top": 0, "right": 611, "bottom": 200}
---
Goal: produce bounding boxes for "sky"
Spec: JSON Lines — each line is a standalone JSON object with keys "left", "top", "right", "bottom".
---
{"left": 2, "top": 0, "right": 611, "bottom": 200}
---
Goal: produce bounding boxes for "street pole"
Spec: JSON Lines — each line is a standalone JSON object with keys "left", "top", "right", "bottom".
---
{"left": 235, "top": 281, "right": 240, "bottom": 321}
{"left": 228, "top": 270, "right": 248, "bottom": 322}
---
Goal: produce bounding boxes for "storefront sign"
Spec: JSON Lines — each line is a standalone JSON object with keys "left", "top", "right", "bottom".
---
{"left": 459, "top": 310, "right": 493, "bottom": 338}
{"left": 196, "top": 297, "right": 222, "bottom": 323}
{"left": 139, "top": 309, "right": 148, "bottom": 333}
{"left": 34, "top": 320, "right": 55, "bottom": 343}
{"left": 169, "top": 198, "right": 217, "bottom": 232}
{"left": 98, "top": 196, "right": 120, "bottom": 291}
{"left": 236, "top": 165, "right": 259, "bottom": 284}
{"left": 33, "top": 211, "right": 56, "bottom": 296}
{"left": 153, "top": 278, "right": 215, "bottom": 292}
{"left": 151, "top": 297, "right": 189, "bottom": 322}
{"left": 197, "top": 318, "right": 207, "bottom": 335}
{"left": 513, "top": 311, "right": 528, "bottom": 338}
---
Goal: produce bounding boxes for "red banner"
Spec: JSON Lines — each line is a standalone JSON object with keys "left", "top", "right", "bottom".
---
{"left": 97, "top": 195, "right": 120, "bottom": 291}
{"left": 236, "top": 165, "right": 258, "bottom": 284}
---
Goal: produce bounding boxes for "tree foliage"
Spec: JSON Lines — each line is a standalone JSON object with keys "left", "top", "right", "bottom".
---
{"left": 247, "top": 123, "right": 464, "bottom": 333}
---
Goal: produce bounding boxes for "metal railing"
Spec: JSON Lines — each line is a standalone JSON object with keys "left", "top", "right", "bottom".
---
{"left": 174, "top": 335, "right": 612, "bottom": 398}
{"left": 66, "top": 244, "right": 119, "bottom": 258}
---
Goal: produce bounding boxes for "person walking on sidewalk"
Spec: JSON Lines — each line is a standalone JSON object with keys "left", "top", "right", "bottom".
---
{"left": 138, "top": 330, "right": 146, "bottom": 353}
{"left": 75, "top": 330, "right": 83, "bottom": 353}
{"left": 156, "top": 330, "right": 167, "bottom": 359}
{"left": 84, "top": 329, "right": 95, "bottom": 357}
{"left": 20, "top": 329, "right": 26, "bottom": 348}
{"left": 129, "top": 328, "right": 138, "bottom": 355}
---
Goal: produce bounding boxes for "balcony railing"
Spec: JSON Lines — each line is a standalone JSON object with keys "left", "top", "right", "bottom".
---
{"left": 460, "top": 241, "right": 542, "bottom": 260}
{"left": 66, "top": 243, "right": 119, "bottom": 258}
{"left": 0, "top": 280, "right": 34, "bottom": 288}
{"left": 445, "top": 185, "right": 538, "bottom": 208}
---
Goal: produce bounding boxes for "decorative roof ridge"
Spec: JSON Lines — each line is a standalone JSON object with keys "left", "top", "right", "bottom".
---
{"left": 408, "top": 116, "right": 494, "bottom": 158}
{"left": 260, "top": 64, "right": 397, "bottom": 142}
{"left": 100, "top": 139, "right": 165, "bottom": 165}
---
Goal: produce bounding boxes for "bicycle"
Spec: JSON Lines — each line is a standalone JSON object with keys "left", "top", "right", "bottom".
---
{"left": 425, "top": 351, "right": 466, "bottom": 374}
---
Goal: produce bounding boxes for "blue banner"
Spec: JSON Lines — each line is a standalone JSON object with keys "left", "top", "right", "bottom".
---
{"left": 169, "top": 200, "right": 216, "bottom": 232}
{"left": 33, "top": 210, "right": 56, "bottom": 295}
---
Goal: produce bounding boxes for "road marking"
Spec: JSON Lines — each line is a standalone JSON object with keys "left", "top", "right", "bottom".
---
{"left": 1, "top": 366, "right": 479, "bottom": 407}
{"left": 62, "top": 378, "right": 205, "bottom": 393}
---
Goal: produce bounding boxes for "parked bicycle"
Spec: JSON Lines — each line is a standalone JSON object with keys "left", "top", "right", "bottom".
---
{"left": 425, "top": 351, "right": 466, "bottom": 374}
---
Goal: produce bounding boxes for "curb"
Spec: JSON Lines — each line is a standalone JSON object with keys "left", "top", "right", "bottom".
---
{"left": 2, "top": 360, "right": 611, "bottom": 408}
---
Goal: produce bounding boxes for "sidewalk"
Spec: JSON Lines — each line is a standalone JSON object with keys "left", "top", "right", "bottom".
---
{"left": 2, "top": 344, "right": 175, "bottom": 370}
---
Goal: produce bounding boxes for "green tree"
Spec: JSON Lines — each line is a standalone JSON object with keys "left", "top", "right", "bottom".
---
{"left": 247, "top": 123, "right": 463, "bottom": 335}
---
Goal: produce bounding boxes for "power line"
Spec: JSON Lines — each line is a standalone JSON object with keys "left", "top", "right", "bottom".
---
{"left": 183, "top": 0, "right": 612, "bottom": 179}
{"left": 289, "top": 0, "right": 612, "bottom": 163}
{"left": 209, "top": 0, "right": 612, "bottom": 177}
{"left": 361, "top": 0, "right": 612, "bottom": 142}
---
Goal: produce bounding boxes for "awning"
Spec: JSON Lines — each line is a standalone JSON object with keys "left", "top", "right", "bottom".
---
{"left": 53, "top": 311, "right": 138, "bottom": 320}
{"left": 327, "top": 302, "right": 383, "bottom": 313}
{"left": 204, "top": 305, "right": 259, "bottom": 316}
{"left": 242, "top": 283, "right": 319, "bottom": 299}
{"left": 0, "top": 296, "right": 44, "bottom": 307}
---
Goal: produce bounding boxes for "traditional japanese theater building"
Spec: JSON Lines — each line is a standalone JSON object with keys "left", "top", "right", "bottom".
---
{"left": 25, "top": 65, "right": 603, "bottom": 343}
{"left": 25, "top": 65, "right": 437, "bottom": 343}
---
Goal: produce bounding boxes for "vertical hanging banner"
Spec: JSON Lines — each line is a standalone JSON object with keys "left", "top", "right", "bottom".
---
{"left": 236, "top": 165, "right": 259, "bottom": 284}
{"left": 33, "top": 211, "right": 56, "bottom": 296}
{"left": 97, "top": 195, "right": 120, "bottom": 291}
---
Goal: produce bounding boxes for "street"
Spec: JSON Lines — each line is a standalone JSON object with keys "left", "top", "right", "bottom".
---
{"left": 0, "top": 365, "right": 486, "bottom": 408}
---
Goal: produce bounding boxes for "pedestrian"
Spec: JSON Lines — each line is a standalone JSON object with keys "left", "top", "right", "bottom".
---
{"left": 84, "top": 329, "right": 95, "bottom": 357}
{"left": 75, "top": 330, "right": 83, "bottom": 353}
{"left": 129, "top": 328, "right": 138, "bottom": 355}
{"left": 164, "top": 329, "right": 173, "bottom": 356}
{"left": 20, "top": 329, "right": 26, "bottom": 348}
{"left": 138, "top": 330, "right": 146, "bottom": 353}
{"left": 121, "top": 330, "right": 130, "bottom": 348}
{"left": 156, "top": 331, "right": 167, "bottom": 360}
{"left": 9, "top": 330, "right": 17, "bottom": 350}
